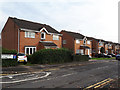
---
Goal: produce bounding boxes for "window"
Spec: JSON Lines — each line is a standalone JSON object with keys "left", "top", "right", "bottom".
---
{"left": 25, "top": 47, "right": 36, "bottom": 55}
{"left": 106, "top": 50, "right": 108, "bottom": 54}
{"left": 76, "top": 49, "right": 80, "bottom": 54}
{"left": 99, "top": 42, "right": 103, "bottom": 46}
{"left": 83, "top": 40, "right": 86, "bottom": 44}
{"left": 76, "top": 39, "right": 80, "bottom": 44}
{"left": 25, "top": 31, "right": 35, "bottom": 38}
{"left": 53, "top": 35, "right": 59, "bottom": 40}
{"left": 87, "top": 41, "right": 90, "bottom": 44}
{"left": 63, "top": 40, "right": 66, "bottom": 44}
{"left": 109, "top": 44, "right": 112, "bottom": 47}
{"left": 41, "top": 32, "right": 46, "bottom": 40}
{"left": 80, "top": 49, "right": 84, "bottom": 55}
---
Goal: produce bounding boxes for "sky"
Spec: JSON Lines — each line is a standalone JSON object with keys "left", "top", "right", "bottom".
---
{"left": 0, "top": 0, "right": 119, "bottom": 43}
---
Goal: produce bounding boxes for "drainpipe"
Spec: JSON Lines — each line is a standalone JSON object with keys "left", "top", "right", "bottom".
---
{"left": 18, "top": 29, "right": 20, "bottom": 53}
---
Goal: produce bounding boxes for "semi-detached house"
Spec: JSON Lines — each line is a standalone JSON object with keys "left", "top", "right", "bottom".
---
{"left": 2, "top": 17, "right": 62, "bottom": 55}
{"left": 60, "top": 30, "right": 92, "bottom": 57}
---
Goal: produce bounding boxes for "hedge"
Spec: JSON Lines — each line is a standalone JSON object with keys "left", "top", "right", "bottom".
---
{"left": 2, "top": 48, "right": 18, "bottom": 67}
{"left": 73, "top": 55, "right": 89, "bottom": 61}
{"left": 2, "top": 59, "right": 18, "bottom": 67}
{"left": 31, "top": 48, "right": 73, "bottom": 64}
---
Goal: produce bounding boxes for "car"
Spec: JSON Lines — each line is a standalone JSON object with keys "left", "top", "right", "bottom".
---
{"left": 95, "top": 53, "right": 112, "bottom": 58}
{"left": 107, "top": 53, "right": 116, "bottom": 57}
{"left": 95, "top": 54, "right": 104, "bottom": 58}
{"left": 116, "top": 54, "right": 120, "bottom": 60}
{"left": 103, "top": 53, "right": 112, "bottom": 58}
{"left": 17, "top": 53, "right": 27, "bottom": 64}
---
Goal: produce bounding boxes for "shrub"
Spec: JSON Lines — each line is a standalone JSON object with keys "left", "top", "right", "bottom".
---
{"left": 2, "top": 59, "right": 18, "bottom": 67}
{"left": 73, "top": 54, "right": 89, "bottom": 61}
{"left": 31, "top": 48, "right": 73, "bottom": 64}
{"left": 27, "top": 55, "right": 33, "bottom": 63}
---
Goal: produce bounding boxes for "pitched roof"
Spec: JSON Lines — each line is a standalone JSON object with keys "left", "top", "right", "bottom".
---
{"left": 9, "top": 17, "right": 60, "bottom": 34}
{"left": 40, "top": 41, "right": 57, "bottom": 47}
{"left": 61, "top": 30, "right": 85, "bottom": 39}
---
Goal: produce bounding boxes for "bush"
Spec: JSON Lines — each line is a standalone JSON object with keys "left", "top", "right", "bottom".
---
{"left": 73, "top": 55, "right": 89, "bottom": 61}
{"left": 31, "top": 48, "right": 73, "bottom": 64}
{"left": 2, "top": 59, "right": 18, "bottom": 67}
{"left": 27, "top": 55, "right": 33, "bottom": 63}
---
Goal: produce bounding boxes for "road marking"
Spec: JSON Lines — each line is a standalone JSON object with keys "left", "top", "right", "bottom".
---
{"left": 94, "top": 79, "right": 113, "bottom": 88}
{"left": 1, "top": 72, "right": 51, "bottom": 84}
{"left": 85, "top": 78, "right": 113, "bottom": 89}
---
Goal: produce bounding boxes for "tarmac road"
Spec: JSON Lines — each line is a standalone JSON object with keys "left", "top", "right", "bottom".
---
{"left": 1, "top": 60, "right": 119, "bottom": 88}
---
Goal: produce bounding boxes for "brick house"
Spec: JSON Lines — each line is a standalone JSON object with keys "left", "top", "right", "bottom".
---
{"left": 2, "top": 17, "right": 62, "bottom": 55}
{"left": 88, "top": 37, "right": 106, "bottom": 56}
{"left": 104, "top": 41, "right": 113, "bottom": 54}
{"left": 60, "top": 30, "right": 92, "bottom": 57}
{"left": 113, "top": 43, "right": 120, "bottom": 55}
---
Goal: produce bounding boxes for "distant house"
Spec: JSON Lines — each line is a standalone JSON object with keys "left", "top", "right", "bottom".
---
{"left": 88, "top": 37, "right": 106, "bottom": 56}
{"left": 104, "top": 41, "right": 113, "bottom": 54}
{"left": 60, "top": 30, "right": 92, "bottom": 57}
{"left": 2, "top": 17, "right": 62, "bottom": 55}
{"left": 112, "top": 43, "right": 120, "bottom": 55}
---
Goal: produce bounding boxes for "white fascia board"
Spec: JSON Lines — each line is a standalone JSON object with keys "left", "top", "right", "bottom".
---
{"left": 40, "top": 41, "right": 53, "bottom": 43}
{"left": 20, "top": 27, "right": 62, "bottom": 36}
{"left": 40, "top": 27, "right": 62, "bottom": 36}
{"left": 20, "top": 28, "right": 39, "bottom": 32}
{"left": 40, "top": 27, "right": 49, "bottom": 34}
{"left": 83, "top": 36, "right": 87, "bottom": 40}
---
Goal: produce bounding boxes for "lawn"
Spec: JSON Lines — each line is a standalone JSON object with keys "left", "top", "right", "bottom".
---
{"left": 91, "top": 57, "right": 116, "bottom": 60}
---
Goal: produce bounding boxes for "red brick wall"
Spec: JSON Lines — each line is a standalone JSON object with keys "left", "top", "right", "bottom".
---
{"left": 60, "top": 31, "right": 74, "bottom": 52}
{"left": 1, "top": 17, "right": 18, "bottom": 51}
{"left": 19, "top": 30, "right": 62, "bottom": 53}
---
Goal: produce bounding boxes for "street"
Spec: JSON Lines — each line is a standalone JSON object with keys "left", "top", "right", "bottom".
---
{"left": 2, "top": 60, "right": 119, "bottom": 88}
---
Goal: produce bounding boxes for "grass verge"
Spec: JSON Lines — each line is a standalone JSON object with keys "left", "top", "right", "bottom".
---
{"left": 91, "top": 57, "right": 115, "bottom": 60}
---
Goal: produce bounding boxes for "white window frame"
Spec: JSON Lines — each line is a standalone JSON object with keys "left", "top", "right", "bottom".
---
{"left": 25, "top": 31, "right": 35, "bottom": 38}
{"left": 41, "top": 32, "right": 46, "bottom": 40}
{"left": 99, "top": 42, "right": 103, "bottom": 46}
{"left": 80, "top": 49, "right": 84, "bottom": 55}
{"left": 76, "top": 49, "right": 80, "bottom": 54}
{"left": 25, "top": 47, "right": 36, "bottom": 55}
{"left": 53, "top": 35, "right": 59, "bottom": 40}
{"left": 76, "top": 39, "right": 80, "bottom": 44}
{"left": 63, "top": 40, "right": 66, "bottom": 44}
{"left": 87, "top": 41, "right": 90, "bottom": 44}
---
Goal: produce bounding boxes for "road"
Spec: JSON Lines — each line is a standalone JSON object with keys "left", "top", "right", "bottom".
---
{"left": 1, "top": 60, "right": 119, "bottom": 88}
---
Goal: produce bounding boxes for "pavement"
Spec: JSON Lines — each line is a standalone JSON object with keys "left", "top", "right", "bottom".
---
{"left": 1, "top": 59, "right": 119, "bottom": 88}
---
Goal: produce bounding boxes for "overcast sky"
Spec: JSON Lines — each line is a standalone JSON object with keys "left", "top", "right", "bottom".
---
{"left": 0, "top": 0, "right": 119, "bottom": 43}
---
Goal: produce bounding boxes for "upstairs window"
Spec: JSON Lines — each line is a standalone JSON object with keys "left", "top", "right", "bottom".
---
{"left": 76, "top": 39, "right": 80, "bottom": 44}
{"left": 53, "top": 35, "right": 59, "bottom": 40}
{"left": 99, "top": 42, "right": 103, "bottom": 46}
{"left": 63, "top": 40, "right": 66, "bottom": 44}
{"left": 87, "top": 41, "right": 90, "bottom": 44}
{"left": 25, "top": 31, "right": 35, "bottom": 38}
{"left": 41, "top": 32, "right": 46, "bottom": 40}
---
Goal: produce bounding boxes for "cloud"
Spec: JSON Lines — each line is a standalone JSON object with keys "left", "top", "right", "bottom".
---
{"left": 0, "top": 0, "right": 119, "bottom": 42}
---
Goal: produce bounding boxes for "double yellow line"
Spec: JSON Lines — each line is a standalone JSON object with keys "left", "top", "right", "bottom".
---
{"left": 85, "top": 78, "right": 113, "bottom": 89}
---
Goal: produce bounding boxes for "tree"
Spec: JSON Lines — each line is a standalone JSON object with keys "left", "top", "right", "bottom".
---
{"left": 100, "top": 47, "right": 105, "bottom": 54}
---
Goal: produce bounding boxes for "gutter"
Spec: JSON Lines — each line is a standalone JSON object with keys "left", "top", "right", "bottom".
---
{"left": 18, "top": 29, "right": 20, "bottom": 53}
